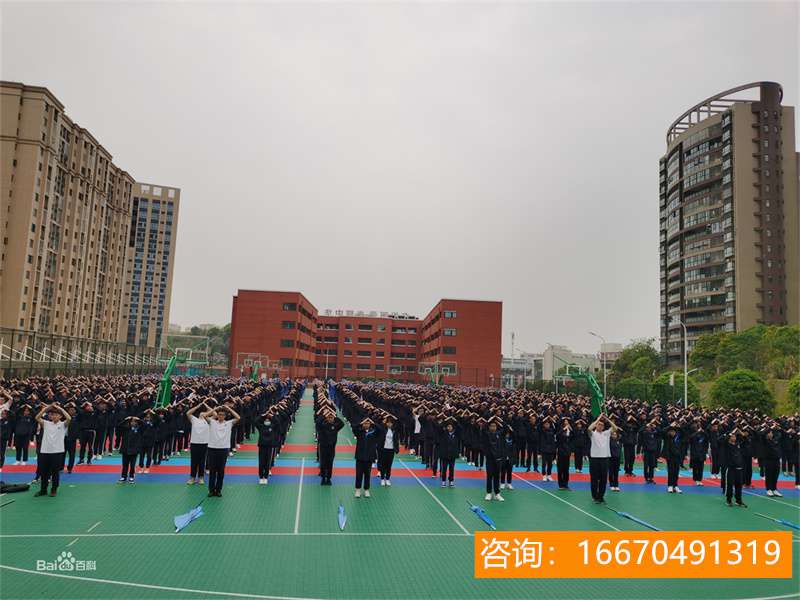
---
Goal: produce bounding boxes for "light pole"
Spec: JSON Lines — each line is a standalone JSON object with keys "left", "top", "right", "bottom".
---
{"left": 511, "top": 331, "right": 516, "bottom": 390}
{"left": 673, "top": 319, "right": 689, "bottom": 409}
{"left": 588, "top": 331, "right": 607, "bottom": 400}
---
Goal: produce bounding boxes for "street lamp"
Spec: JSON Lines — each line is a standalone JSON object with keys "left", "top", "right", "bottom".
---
{"left": 672, "top": 319, "right": 689, "bottom": 409}
{"left": 588, "top": 331, "right": 607, "bottom": 400}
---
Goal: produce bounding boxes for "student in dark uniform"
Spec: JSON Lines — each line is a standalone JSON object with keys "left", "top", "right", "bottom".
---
{"left": 13, "top": 405, "right": 35, "bottom": 465}
{"left": 512, "top": 409, "right": 528, "bottom": 467}
{"left": 437, "top": 417, "right": 460, "bottom": 488}
{"left": 539, "top": 419, "right": 557, "bottom": 482}
{"left": 662, "top": 423, "right": 685, "bottom": 494}
{"left": 255, "top": 409, "right": 282, "bottom": 485}
{"left": 621, "top": 416, "right": 638, "bottom": 476}
{"left": 0, "top": 408, "right": 13, "bottom": 472}
{"left": 571, "top": 419, "right": 588, "bottom": 474}
{"left": 760, "top": 426, "right": 783, "bottom": 497}
{"left": 138, "top": 410, "right": 158, "bottom": 473}
{"left": 639, "top": 421, "right": 660, "bottom": 484}
{"left": 556, "top": 418, "right": 572, "bottom": 490}
{"left": 723, "top": 430, "right": 747, "bottom": 507}
{"left": 376, "top": 415, "right": 400, "bottom": 487}
{"left": 689, "top": 424, "right": 709, "bottom": 486}
{"left": 77, "top": 402, "right": 97, "bottom": 465}
{"left": 118, "top": 416, "right": 143, "bottom": 483}
{"left": 483, "top": 416, "right": 504, "bottom": 501}
{"left": 708, "top": 421, "right": 722, "bottom": 479}
{"left": 524, "top": 414, "right": 539, "bottom": 473}
{"left": 64, "top": 404, "right": 80, "bottom": 473}
{"left": 352, "top": 417, "right": 379, "bottom": 498}
{"left": 608, "top": 429, "right": 621, "bottom": 491}
{"left": 499, "top": 427, "right": 516, "bottom": 491}
{"left": 315, "top": 410, "right": 344, "bottom": 486}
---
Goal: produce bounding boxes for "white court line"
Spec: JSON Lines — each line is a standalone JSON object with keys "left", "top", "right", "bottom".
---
{"left": 0, "top": 532, "right": 471, "bottom": 539}
{"left": 0, "top": 565, "right": 322, "bottom": 600}
{"left": 742, "top": 490, "right": 799, "bottom": 509}
{"left": 399, "top": 459, "right": 470, "bottom": 535}
{"left": 293, "top": 458, "right": 305, "bottom": 534}
{"left": 512, "top": 474, "right": 620, "bottom": 531}
{"left": 66, "top": 538, "right": 79, "bottom": 547}
{"left": 86, "top": 521, "right": 101, "bottom": 533}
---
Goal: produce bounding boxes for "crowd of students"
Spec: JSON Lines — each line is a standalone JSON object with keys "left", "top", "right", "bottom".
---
{"left": 0, "top": 375, "right": 302, "bottom": 497}
{"left": 320, "top": 381, "right": 799, "bottom": 506}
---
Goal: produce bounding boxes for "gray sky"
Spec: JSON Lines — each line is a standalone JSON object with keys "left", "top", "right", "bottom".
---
{"left": 2, "top": 1, "right": 797, "bottom": 355}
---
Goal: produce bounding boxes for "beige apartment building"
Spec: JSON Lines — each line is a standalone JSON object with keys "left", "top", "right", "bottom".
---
{"left": 1, "top": 81, "right": 135, "bottom": 342}
{"left": 659, "top": 81, "right": 799, "bottom": 364}
{"left": 119, "top": 182, "right": 180, "bottom": 348}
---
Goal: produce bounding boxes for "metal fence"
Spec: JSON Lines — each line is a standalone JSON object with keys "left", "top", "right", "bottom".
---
{"left": 514, "top": 379, "right": 684, "bottom": 406}
{"left": 0, "top": 328, "right": 165, "bottom": 377}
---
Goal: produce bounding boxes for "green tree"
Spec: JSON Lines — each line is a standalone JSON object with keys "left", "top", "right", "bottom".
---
{"left": 715, "top": 325, "right": 767, "bottom": 373}
{"left": 613, "top": 377, "right": 647, "bottom": 401}
{"left": 709, "top": 369, "right": 774, "bottom": 414}
{"left": 786, "top": 373, "right": 800, "bottom": 413}
{"left": 652, "top": 371, "right": 700, "bottom": 405}
{"left": 610, "top": 338, "right": 661, "bottom": 383}
{"left": 689, "top": 331, "right": 727, "bottom": 379}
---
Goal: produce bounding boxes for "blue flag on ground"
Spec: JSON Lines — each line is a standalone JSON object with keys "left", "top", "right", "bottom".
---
{"left": 338, "top": 503, "right": 347, "bottom": 531}
{"left": 174, "top": 505, "right": 204, "bottom": 533}
{"left": 466, "top": 500, "right": 496, "bottom": 530}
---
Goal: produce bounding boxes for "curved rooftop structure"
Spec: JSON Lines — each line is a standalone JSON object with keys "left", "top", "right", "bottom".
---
{"left": 666, "top": 81, "right": 783, "bottom": 144}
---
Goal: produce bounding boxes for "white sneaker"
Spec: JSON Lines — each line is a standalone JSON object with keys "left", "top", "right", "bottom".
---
{"left": 409, "top": 449, "right": 416, "bottom": 455}
{"left": 494, "top": 494, "right": 505, "bottom": 502}
{"left": 484, "top": 493, "right": 492, "bottom": 501}
{"left": 500, "top": 483, "right": 506, "bottom": 490}
{"left": 380, "top": 480, "right": 386, "bottom": 487}
{"left": 13, "top": 461, "right": 20, "bottom": 466}
{"left": 196, "top": 478, "right": 204, "bottom": 485}
{"left": 695, "top": 481, "right": 702, "bottom": 486}
{"left": 21, "top": 461, "right": 27, "bottom": 466}
{"left": 186, "top": 478, "right": 195, "bottom": 485}
{"left": 773, "top": 490, "right": 782, "bottom": 497}
{"left": 355, "top": 489, "right": 361, "bottom": 498}
{"left": 386, "top": 480, "right": 391, "bottom": 487}
{"left": 259, "top": 478, "right": 267, "bottom": 485}
{"left": 766, "top": 490, "right": 774, "bottom": 496}
{"left": 441, "top": 481, "right": 447, "bottom": 488}
{"left": 675, "top": 486, "right": 682, "bottom": 494}
{"left": 667, "top": 486, "right": 674, "bottom": 493}
{"left": 364, "top": 490, "right": 370, "bottom": 498}
{"left": 144, "top": 468, "right": 150, "bottom": 473}
{"left": 449, "top": 481, "right": 455, "bottom": 487}
{"left": 507, "top": 483, "right": 514, "bottom": 490}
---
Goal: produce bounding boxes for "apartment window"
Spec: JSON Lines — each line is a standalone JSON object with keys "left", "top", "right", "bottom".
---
{"left": 443, "top": 346, "right": 457, "bottom": 355}
{"left": 443, "top": 310, "right": 457, "bottom": 318}
{"left": 281, "top": 321, "right": 296, "bottom": 329}
{"left": 283, "top": 302, "right": 297, "bottom": 311}
{"left": 345, "top": 323, "right": 353, "bottom": 330}
{"left": 376, "top": 351, "right": 385, "bottom": 358}
{"left": 280, "top": 339, "right": 295, "bottom": 348}
{"left": 343, "top": 363, "right": 352, "bottom": 370}
{"left": 280, "top": 358, "right": 293, "bottom": 366}
{"left": 357, "top": 364, "right": 370, "bottom": 371}
{"left": 344, "top": 350, "right": 352, "bottom": 356}
{"left": 377, "top": 325, "right": 386, "bottom": 332}
{"left": 357, "top": 337, "right": 371, "bottom": 344}
{"left": 357, "top": 350, "right": 371, "bottom": 357}
{"left": 344, "top": 336, "right": 352, "bottom": 344}
{"left": 375, "top": 364, "right": 385, "bottom": 371}
{"left": 443, "top": 328, "right": 457, "bottom": 336}
{"left": 358, "top": 324, "right": 372, "bottom": 331}
{"left": 376, "top": 338, "right": 385, "bottom": 345}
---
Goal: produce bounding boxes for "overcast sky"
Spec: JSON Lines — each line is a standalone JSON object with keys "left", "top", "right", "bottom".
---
{"left": 2, "top": 1, "right": 797, "bottom": 355}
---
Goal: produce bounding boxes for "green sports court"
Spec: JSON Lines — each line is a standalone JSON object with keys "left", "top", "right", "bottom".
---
{"left": 1, "top": 389, "right": 798, "bottom": 600}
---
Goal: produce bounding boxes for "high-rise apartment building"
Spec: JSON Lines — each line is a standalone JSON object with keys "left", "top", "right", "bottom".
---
{"left": 659, "top": 82, "right": 799, "bottom": 364}
{"left": 1, "top": 81, "right": 135, "bottom": 340}
{"left": 119, "top": 183, "right": 180, "bottom": 347}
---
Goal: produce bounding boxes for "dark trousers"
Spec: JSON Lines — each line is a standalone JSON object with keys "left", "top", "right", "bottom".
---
{"left": 378, "top": 448, "right": 395, "bottom": 480}
{"left": 609, "top": 456, "right": 620, "bottom": 487}
{"left": 726, "top": 467, "right": 743, "bottom": 503}
{"left": 541, "top": 453, "right": 554, "bottom": 476}
{"left": 691, "top": 457, "right": 704, "bottom": 482}
{"left": 763, "top": 458, "right": 779, "bottom": 491}
{"left": 257, "top": 446, "right": 274, "bottom": 479}
{"left": 643, "top": 451, "right": 657, "bottom": 481}
{"left": 589, "top": 457, "right": 609, "bottom": 501}
{"left": 355, "top": 459, "right": 372, "bottom": 490}
{"left": 319, "top": 444, "right": 335, "bottom": 480}
{"left": 15, "top": 435, "right": 30, "bottom": 462}
{"left": 64, "top": 438, "right": 77, "bottom": 471}
{"left": 207, "top": 448, "right": 229, "bottom": 494}
{"left": 139, "top": 446, "right": 153, "bottom": 468}
{"left": 525, "top": 443, "right": 538, "bottom": 470}
{"left": 556, "top": 452, "right": 571, "bottom": 488}
{"left": 190, "top": 443, "right": 208, "bottom": 479}
{"left": 573, "top": 451, "right": 584, "bottom": 472}
{"left": 0, "top": 437, "right": 6, "bottom": 468}
{"left": 39, "top": 452, "right": 63, "bottom": 493}
{"left": 743, "top": 459, "right": 753, "bottom": 485}
{"left": 514, "top": 442, "right": 526, "bottom": 466}
{"left": 79, "top": 431, "right": 95, "bottom": 463}
{"left": 440, "top": 457, "right": 455, "bottom": 482}
{"left": 710, "top": 448, "right": 720, "bottom": 474}
{"left": 121, "top": 453, "right": 137, "bottom": 478}
{"left": 93, "top": 428, "right": 107, "bottom": 456}
{"left": 500, "top": 458, "right": 513, "bottom": 484}
{"left": 623, "top": 444, "right": 636, "bottom": 474}
{"left": 720, "top": 465, "right": 728, "bottom": 493}
{"left": 667, "top": 457, "right": 680, "bottom": 487}
{"left": 485, "top": 458, "right": 501, "bottom": 494}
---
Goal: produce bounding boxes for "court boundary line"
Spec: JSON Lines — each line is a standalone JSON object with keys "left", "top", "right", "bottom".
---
{"left": 0, "top": 531, "right": 474, "bottom": 539}
{"left": 294, "top": 458, "right": 305, "bottom": 534}
{"left": 399, "top": 459, "right": 471, "bottom": 536}
{"left": 512, "top": 473, "right": 621, "bottom": 531}
{"left": 0, "top": 564, "right": 323, "bottom": 600}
